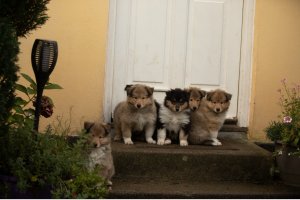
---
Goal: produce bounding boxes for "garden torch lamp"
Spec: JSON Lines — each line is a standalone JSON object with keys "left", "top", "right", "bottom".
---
{"left": 31, "top": 39, "right": 58, "bottom": 131}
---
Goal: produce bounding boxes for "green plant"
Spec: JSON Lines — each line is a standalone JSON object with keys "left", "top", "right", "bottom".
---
{"left": 0, "top": 20, "right": 19, "bottom": 136}
{"left": 265, "top": 79, "right": 300, "bottom": 155}
{"left": 1, "top": 111, "right": 108, "bottom": 198}
{"left": 8, "top": 73, "right": 62, "bottom": 128}
{"left": 52, "top": 166, "right": 108, "bottom": 199}
{"left": 0, "top": 0, "right": 50, "bottom": 38}
{"left": 0, "top": 0, "right": 50, "bottom": 135}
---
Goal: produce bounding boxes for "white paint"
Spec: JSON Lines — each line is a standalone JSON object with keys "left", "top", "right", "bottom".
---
{"left": 104, "top": 0, "right": 255, "bottom": 127}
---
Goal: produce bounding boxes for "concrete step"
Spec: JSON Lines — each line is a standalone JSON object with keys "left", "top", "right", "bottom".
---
{"left": 108, "top": 178, "right": 300, "bottom": 198}
{"left": 111, "top": 132, "right": 272, "bottom": 182}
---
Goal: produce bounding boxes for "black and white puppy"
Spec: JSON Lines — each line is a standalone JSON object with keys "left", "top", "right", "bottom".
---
{"left": 156, "top": 88, "right": 191, "bottom": 146}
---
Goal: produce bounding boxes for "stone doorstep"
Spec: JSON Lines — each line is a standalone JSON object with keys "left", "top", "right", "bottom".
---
{"left": 108, "top": 178, "right": 300, "bottom": 199}
{"left": 111, "top": 132, "right": 272, "bottom": 182}
{"left": 109, "top": 132, "right": 300, "bottom": 198}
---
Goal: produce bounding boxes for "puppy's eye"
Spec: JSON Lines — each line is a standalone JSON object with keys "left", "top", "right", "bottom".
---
{"left": 197, "top": 99, "right": 200, "bottom": 102}
{"left": 189, "top": 99, "right": 193, "bottom": 102}
{"left": 92, "top": 134, "right": 95, "bottom": 137}
{"left": 142, "top": 97, "right": 146, "bottom": 100}
{"left": 134, "top": 97, "right": 138, "bottom": 100}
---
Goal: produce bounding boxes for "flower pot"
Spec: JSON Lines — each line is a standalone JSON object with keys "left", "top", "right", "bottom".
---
{"left": 276, "top": 147, "right": 300, "bottom": 187}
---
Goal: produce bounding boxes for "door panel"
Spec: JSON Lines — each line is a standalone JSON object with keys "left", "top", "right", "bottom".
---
{"left": 109, "top": 0, "right": 243, "bottom": 119}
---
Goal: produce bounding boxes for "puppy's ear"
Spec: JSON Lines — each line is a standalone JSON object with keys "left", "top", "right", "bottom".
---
{"left": 199, "top": 90, "right": 207, "bottom": 99}
{"left": 124, "top": 84, "right": 133, "bottom": 91}
{"left": 225, "top": 92, "right": 232, "bottom": 101}
{"left": 184, "top": 88, "right": 191, "bottom": 93}
{"left": 165, "top": 90, "right": 171, "bottom": 97}
{"left": 125, "top": 84, "right": 135, "bottom": 96}
{"left": 206, "top": 91, "right": 214, "bottom": 101}
{"left": 145, "top": 86, "right": 154, "bottom": 96}
{"left": 184, "top": 89, "right": 190, "bottom": 99}
{"left": 102, "top": 123, "right": 111, "bottom": 135}
{"left": 84, "top": 121, "right": 94, "bottom": 133}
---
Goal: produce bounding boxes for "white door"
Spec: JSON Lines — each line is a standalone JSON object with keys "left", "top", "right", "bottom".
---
{"left": 105, "top": 0, "right": 244, "bottom": 121}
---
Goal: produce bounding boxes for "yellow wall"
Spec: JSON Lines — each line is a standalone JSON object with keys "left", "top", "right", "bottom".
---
{"left": 249, "top": 0, "right": 300, "bottom": 140}
{"left": 18, "top": 0, "right": 109, "bottom": 134}
{"left": 17, "top": 0, "right": 300, "bottom": 138}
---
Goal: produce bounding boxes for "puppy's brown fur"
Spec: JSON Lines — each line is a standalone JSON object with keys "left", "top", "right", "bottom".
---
{"left": 84, "top": 122, "right": 115, "bottom": 188}
{"left": 188, "top": 89, "right": 232, "bottom": 146}
{"left": 185, "top": 87, "right": 206, "bottom": 111}
{"left": 113, "top": 84, "right": 157, "bottom": 144}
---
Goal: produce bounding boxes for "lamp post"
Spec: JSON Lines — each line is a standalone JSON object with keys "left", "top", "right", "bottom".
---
{"left": 31, "top": 39, "right": 58, "bottom": 131}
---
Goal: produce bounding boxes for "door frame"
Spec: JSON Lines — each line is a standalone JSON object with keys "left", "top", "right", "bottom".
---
{"left": 103, "top": 0, "right": 256, "bottom": 127}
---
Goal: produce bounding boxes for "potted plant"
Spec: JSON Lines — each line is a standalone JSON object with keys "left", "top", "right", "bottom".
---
{"left": 265, "top": 79, "right": 300, "bottom": 187}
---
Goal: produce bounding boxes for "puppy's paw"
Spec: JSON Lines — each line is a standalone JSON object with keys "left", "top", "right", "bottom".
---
{"left": 180, "top": 140, "right": 188, "bottom": 146}
{"left": 114, "top": 135, "right": 122, "bottom": 141}
{"left": 157, "top": 139, "right": 165, "bottom": 145}
{"left": 164, "top": 139, "right": 172, "bottom": 145}
{"left": 123, "top": 138, "right": 134, "bottom": 145}
{"left": 211, "top": 139, "right": 222, "bottom": 146}
{"left": 146, "top": 138, "right": 156, "bottom": 144}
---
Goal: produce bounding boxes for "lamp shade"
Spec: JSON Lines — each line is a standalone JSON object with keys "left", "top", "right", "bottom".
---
{"left": 31, "top": 39, "right": 58, "bottom": 79}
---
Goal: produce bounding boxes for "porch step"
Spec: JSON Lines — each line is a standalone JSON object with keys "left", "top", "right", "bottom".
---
{"left": 109, "top": 132, "right": 300, "bottom": 198}
{"left": 108, "top": 178, "right": 300, "bottom": 198}
{"left": 111, "top": 132, "right": 271, "bottom": 182}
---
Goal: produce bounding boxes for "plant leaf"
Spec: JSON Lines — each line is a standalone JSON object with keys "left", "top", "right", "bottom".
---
{"left": 16, "top": 84, "right": 28, "bottom": 95}
{"left": 44, "top": 83, "right": 63, "bottom": 90}
{"left": 24, "top": 108, "right": 35, "bottom": 117}
{"left": 14, "top": 105, "right": 24, "bottom": 114}
{"left": 30, "top": 83, "right": 37, "bottom": 90}
{"left": 15, "top": 97, "right": 27, "bottom": 106}
{"left": 21, "top": 73, "right": 36, "bottom": 87}
{"left": 27, "top": 87, "right": 36, "bottom": 95}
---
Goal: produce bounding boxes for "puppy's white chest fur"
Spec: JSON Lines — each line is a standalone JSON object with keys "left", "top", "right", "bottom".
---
{"left": 159, "top": 105, "right": 190, "bottom": 132}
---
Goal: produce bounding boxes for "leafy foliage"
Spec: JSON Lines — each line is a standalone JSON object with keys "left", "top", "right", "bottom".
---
{"left": 8, "top": 73, "right": 62, "bottom": 128}
{"left": 265, "top": 79, "right": 300, "bottom": 155}
{"left": 52, "top": 166, "right": 108, "bottom": 199}
{"left": 0, "top": 20, "right": 19, "bottom": 136}
{"left": 2, "top": 125, "right": 108, "bottom": 198}
{"left": 0, "top": 0, "right": 50, "bottom": 37}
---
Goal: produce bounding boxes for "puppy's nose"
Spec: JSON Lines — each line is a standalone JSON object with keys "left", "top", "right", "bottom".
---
{"left": 137, "top": 104, "right": 141, "bottom": 108}
{"left": 93, "top": 143, "right": 98, "bottom": 148}
{"left": 192, "top": 107, "right": 197, "bottom": 111}
{"left": 176, "top": 107, "right": 180, "bottom": 112}
{"left": 216, "top": 108, "right": 221, "bottom": 112}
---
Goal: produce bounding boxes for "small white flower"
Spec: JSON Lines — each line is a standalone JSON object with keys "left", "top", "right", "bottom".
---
{"left": 278, "top": 150, "right": 283, "bottom": 155}
{"left": 283, "top": 116, "right": 292, "bottom": 123}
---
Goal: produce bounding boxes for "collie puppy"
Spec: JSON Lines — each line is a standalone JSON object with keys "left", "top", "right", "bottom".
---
{"left": 84, "top": 121, "right": 115, "bottom": 189}
{"left": 113, "top": 84, "right": 157, "bottom": 145}
{"left": 188, "top": 89, "right": 232, "bottom": 146}
{"left": 185, "top": 87, "right": 206, "bottom": 111}
{"left": 156, "top": 88, "right": 191, "bottom": 146}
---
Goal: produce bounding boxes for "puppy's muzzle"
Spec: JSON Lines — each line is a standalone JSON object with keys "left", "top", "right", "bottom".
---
{"left": 215, "top": 108, "right": 222, "bottom": 113}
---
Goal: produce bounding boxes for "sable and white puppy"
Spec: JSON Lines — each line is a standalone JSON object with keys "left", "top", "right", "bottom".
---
{"left": 188, "top": 89, "right": 232, "bottom": 146}
{"left": 156, "top": 88, "right": 191, "bottom": 146}
{"left": 185, "top": 87, "right": 206, "bottom": 111}
{"left": 113, "top": 84, "right": 157, "bottom": 145}
{"left": 84, "top": 121, "right": 115, "bottom": 188}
